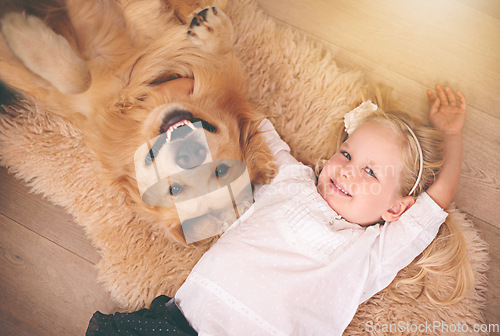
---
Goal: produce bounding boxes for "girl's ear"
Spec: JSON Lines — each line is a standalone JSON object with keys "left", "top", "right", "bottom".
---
{"left": 382, "top": 196, "right": 415, "bottom": 222}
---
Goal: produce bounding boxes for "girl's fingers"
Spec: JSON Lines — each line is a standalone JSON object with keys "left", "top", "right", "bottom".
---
{"left": 430, "top": 97, "right": 441, "bottom": 115}
{"left": 445, "top": 87, "right": 457, "bottom": 106}
{"left": 427, "top": 89, "right": 437, "bottom": 105}
{"left": 436, "top": 84, "right": 449, "bottom": 105}
{"left": 457, "top": 90, "right": 467, "bottom": 110}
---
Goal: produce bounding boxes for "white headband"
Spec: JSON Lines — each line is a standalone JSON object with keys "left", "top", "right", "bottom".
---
{"left": 343, "top": 101, "right": 423, "bottom": 196}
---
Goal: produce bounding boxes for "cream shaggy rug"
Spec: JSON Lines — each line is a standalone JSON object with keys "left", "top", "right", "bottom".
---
{"left": 0, "top": 0, "right": 489, "bottom": 334}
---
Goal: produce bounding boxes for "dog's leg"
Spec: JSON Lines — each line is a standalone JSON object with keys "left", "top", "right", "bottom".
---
{"left": 187, "top": 7, "right": 235, "bottom": 55}
{"left": 0, "top": 12, "right": 91, "bottom": 95}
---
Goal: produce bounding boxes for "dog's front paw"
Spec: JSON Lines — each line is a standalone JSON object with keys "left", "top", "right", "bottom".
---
{"left": 187, "top": 7, "right": 235, "bottom": 55}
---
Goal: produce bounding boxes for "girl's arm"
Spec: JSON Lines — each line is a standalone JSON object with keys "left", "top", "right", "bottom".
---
{"left": 252, "top": 119, "right": 303, "bottom": 198}
{"left": 258, "top": 119, "right": 300, "bottom": 168}
{"left": 426, "top": 85, "right": 467, "bottom": 209}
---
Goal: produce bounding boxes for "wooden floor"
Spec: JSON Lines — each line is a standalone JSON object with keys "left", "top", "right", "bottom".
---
{"left": 1, "top": 0, "right": 499, "bottom": 335}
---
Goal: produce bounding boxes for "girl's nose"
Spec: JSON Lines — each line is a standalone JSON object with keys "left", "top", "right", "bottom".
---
{"left": 340, "top": 164, "right": 355, "bottom": 178}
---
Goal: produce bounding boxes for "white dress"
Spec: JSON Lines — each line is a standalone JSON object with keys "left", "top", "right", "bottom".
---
{"left": 175, "top": 120, "right": 448, "bottom": 336}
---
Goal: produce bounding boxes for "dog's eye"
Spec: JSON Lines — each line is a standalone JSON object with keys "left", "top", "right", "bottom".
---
{"left": 169, "top": 184, "right": 183, "bottom": 196}
{"left": 215, "top": 164, "right": 230, "bottom": 178}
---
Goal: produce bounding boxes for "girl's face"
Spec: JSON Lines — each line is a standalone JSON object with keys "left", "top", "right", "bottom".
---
{"left": 317, "top": 122, "right": 404, "bottom": 226}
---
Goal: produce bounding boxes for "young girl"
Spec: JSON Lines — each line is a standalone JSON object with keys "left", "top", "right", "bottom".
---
{"left": 87, "top": 84, "right": 469, "bottom": 336}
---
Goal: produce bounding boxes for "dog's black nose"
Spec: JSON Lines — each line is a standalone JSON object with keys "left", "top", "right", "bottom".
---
{"left": 175, "top": 141, "right": 207, "bottom": 169}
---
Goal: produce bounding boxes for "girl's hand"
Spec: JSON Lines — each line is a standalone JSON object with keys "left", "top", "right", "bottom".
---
{"left": 427, "top": 84, "right": 467, "bottom": 135}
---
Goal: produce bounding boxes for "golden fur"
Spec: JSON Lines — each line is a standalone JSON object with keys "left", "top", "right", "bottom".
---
{"left": 0, "top": 0, "right": 275, "bottom": 244}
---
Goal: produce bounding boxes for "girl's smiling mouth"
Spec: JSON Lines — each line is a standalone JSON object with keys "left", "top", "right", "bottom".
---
{"left": 330, "top": 179, "right": 352, "bottom": 197}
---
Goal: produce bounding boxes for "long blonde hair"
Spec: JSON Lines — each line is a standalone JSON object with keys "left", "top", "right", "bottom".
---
{"left": 316, "top": 98, "right": 474, "bottom": 305}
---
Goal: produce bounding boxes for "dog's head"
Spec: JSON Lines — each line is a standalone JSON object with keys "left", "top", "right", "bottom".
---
{"left": 117, "top": 79, "right": 276, "bottom": 245}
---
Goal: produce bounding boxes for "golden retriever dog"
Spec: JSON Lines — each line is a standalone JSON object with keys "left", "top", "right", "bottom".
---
{"left": 0, "top": 0, "right": 275, "bottom": 244}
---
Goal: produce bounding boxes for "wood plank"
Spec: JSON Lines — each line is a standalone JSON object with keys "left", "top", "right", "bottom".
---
{"left": 469, "top": 215, "right": 500, "bottom": 326}
{"left": 0, "top": 214, "right": 117, "bottom": 336}
{"left": 455, "top": 0, "right": 500, "bottom": 20}
{"left": 454, "top": 109, "right": 500, "bottom": 228}
{"left": 255, "top": 0, "right": 500, "bottom": 117}
{"left": 0, "top": 166, "right": 101, "bottom": 264}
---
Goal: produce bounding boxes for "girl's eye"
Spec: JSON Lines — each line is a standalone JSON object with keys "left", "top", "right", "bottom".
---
{"left": 215, "top": 164, "right": 230, "bottom": 178}
{"left": 341, "top": 151, "right": 351, "bottom": 160}
{"left": 169, "top": 184, "right": 183, "bottom": 196}
{"left": 364, "top": 167, "right": 377, "bottom": 179}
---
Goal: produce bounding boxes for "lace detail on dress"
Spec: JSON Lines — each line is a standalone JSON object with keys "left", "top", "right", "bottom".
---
{"left": 275, "top": 192, "right": 364, "bottom": 265}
